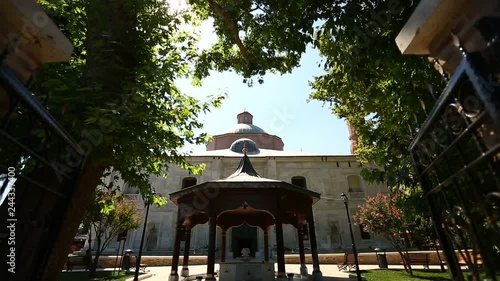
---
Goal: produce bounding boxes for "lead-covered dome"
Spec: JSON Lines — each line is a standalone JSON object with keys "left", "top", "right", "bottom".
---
{"left": 230, "top": 138, "right": 259, "bottom": 154}
{"left": 225, "top": 123, "right": 267, "bottom": 134}
{"left": 205, "top": 111, "right": 284, "bottom": 151}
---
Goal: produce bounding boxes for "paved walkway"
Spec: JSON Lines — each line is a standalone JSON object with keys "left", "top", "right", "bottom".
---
{"left": 139, "top": 264, "right": 445, "bottom": 281}
{"left": 87, "top": 263, "right": 445, "bottom": 280}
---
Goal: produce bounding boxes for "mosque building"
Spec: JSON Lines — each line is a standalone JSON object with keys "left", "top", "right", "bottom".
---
{"left": 119, "top": 111, "right": 391, "bottom": 255}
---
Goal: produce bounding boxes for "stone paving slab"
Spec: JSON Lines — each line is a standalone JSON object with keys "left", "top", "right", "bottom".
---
{"left": 89, "top": 263, "right": 447, "bottom": 281}
{"left": 140, "top": 264, "right": 378, "bottom": 281}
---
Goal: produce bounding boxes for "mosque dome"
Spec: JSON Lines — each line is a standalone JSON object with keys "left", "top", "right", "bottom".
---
{"left": 205, "top": 111, "right": 284, "bottom": 151}
{"left": 225, "top": 123, "right": 267, "bottom": 134}
{"left": 224, "top": 111, "right": 267, "bottom": 134}
{"left": 230, "top": 138, "right": 260, "bottom": 154}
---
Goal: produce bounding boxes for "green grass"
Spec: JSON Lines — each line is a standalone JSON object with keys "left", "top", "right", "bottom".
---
{"left": 361, "top": 269, "right": 451, "bottom": 281}
{"left": 61, "top": 271, "right": 141, "bottom": 281}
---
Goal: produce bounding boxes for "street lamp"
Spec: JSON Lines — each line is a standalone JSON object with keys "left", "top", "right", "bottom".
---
{"left": 340, "top": 192, "right": 362, "bottom": 281}
{"left": 134, "top": 193, "right": 155, "bottom": 281}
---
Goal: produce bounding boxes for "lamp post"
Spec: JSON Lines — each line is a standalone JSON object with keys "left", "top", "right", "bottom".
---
{"left": 340, "top": 192, "right": 362, "bottom": 281}
{"left": 134, "top": 193, "right": 154, "bottom": 281}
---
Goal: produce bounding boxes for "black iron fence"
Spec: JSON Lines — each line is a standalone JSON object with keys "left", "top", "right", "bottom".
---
{"left": 0, "top": 50, "right": 85, "bottom": 281}
{"left": 410, "top": 19, "right": 500, "bottom": 281}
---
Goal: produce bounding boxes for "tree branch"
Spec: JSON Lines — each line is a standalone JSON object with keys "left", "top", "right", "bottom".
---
{"left": 207, "top": 0, "right": 251, "bottom": 66}
{"left": 237, "top": 4, "right": 265, "bottom": 21}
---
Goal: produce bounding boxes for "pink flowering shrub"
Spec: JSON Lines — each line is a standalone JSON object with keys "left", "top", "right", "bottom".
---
{"left": 353, "top": 193, "right": 404, "bottom": 236}
{"left": 354, "top": 193, "right": 414, "bottom": 274}
{"left": 83, "top": 191, "right": 143, "bottom": 276}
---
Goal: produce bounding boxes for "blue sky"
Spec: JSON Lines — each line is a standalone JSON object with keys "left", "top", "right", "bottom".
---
{"left": 172, "top": 5, "right": 351, "bottom": 155}
{"left": 176, "top": 45, "right": 351, "bottom": 155}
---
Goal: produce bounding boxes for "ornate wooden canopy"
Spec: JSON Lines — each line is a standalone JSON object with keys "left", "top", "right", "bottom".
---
{"left": 170, "top": 154, "right": 321, "bottom": 230}
{"left": 168, "top": 153, "right": 324, "bottom": 281}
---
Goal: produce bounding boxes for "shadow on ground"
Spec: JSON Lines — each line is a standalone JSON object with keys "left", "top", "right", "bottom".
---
{"left": 322, "top": 277, "right": 348, "bottom": 281}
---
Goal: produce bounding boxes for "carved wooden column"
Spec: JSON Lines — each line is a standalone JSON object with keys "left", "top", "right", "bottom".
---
{"left": 263, "top": 229, "right": 269, "bottom": 262}
{"left": 221, "top": 230, "right": 227, "bottom": 262}
{"left": 275, "top": 220, "right": 287, "bottom": 280}
{"left": 308, "top": 215, "right": 323, "bottom": 281}
{"left": 169, "top": 219, "right": 183, "bottom": 281}
{"left": 298, "top": 225, "right": 308, "bottom": 278}
{"left": 206, "top": 214, "right": 217, "bottom": 280}
{"left": 181, "top": 227, "right": 191, "bottom": 277}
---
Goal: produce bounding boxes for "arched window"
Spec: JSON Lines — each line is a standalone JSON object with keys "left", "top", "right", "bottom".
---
{"left": 347, "top": 175, "right": 363, "bottom": 192}
{"left": 291, "top": 176, "right": 307, "bottom": 188}
{"left": 182, "top": 177, "right": 197, "bottom": 189}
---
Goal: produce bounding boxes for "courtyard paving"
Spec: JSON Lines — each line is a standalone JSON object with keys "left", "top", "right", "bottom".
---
{"left": 136, "top": 264, "right": 445, "bottom": 281}
{"left": 82, "top": 262, "right": 446, "bottom": 280}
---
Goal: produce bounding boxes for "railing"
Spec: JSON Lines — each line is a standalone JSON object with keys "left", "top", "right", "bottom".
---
{"left": 0, "top": 51, "right": 85, "bottom": 281}
{"left": 409, "top": 19, "right": 500, "bottom": 281}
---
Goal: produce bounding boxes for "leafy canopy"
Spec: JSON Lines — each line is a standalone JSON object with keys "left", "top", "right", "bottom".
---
{"left": 34, "top": 0, "right": 445, "bottom": 197}
{"left": 309, "top": 0, "right": 445, "bottom": 188}
{"left": 188, "top": 0, "right": 331, "bottom": 83}
{"left": 187, "top": 0, "right": 444, "bottom": 189}
{"left": 35, "top": 0, "right": 225, "bottom": 198}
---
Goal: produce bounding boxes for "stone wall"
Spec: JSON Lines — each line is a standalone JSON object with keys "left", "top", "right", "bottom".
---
{"left": 94, "top": 251, "right": 446, "bottom": 268}
{"left": 97, "top": 256, "right": 209, "bottom": 268}
{"left": 119, "top": 155, "right": 391, "bottom": 253}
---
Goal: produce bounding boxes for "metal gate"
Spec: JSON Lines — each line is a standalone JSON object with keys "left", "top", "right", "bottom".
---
{"left": 0, "top": 51, "right": 85, "bottom": 280}
{"left": 410, "top": 19, "right": 500, "bottom": 281}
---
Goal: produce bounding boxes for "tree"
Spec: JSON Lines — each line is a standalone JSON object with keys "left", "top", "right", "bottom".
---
{"left": 309, "top": 0, "right": 446, "bottom": 189}
{"left": 23, "top": 1, "right": 223, "bottom": 280}
{"left": 353, "top": 193, "right": 433, "bottom": 275}
{"left": 82, "top": 191, "right": 142, "bottom": 277}
{"left": 188, "top": 0, "right": 331, "bottom": 83}
{"left": 18, "top": 1, "right": 444, "bottom": 279}
{"left": 186, "top": 0, "right": 444, "bottom": 189}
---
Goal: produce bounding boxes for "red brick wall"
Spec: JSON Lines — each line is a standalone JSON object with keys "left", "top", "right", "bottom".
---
{"left": 206, "top": 134, "right": 284, "bottom": 151}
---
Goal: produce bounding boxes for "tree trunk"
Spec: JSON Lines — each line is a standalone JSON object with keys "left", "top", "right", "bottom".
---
{"left": 89, "top": 226, "right": 105, "bottom": 278}
{"left": 88, "top": 228, "right": 92, "bottom": 257}
{"left": 87, "top": 230, "right": 94, "bottom": 274}
{"left": 0, "top": 148, "right": 108, "bottom": 281}
{"left": 36, "top": 0, "right": 138, "bottom": 279}
{"left": 89, "top": 252, "right": 101, "bottom": 278}
{"left": 402, "top": 232, "right": 413, "bottom": 276}
{"left": 41, "top": 157, "right": 109, "bottom": 281}
{"left": 395, "top": 247, "right": 413, "bottom": 276}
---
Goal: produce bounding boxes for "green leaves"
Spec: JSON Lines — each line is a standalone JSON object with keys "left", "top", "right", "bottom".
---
{"left": 33, "top": 0, "right": 225, "bottom": 198}
{"left": 34, "top": 0, "right": 444, "bottom": 213}
{"left": 83, "top": 190, "right": 143, "bottom": 260}
{"left": 309, "top": 0, "right": 444, "bottom": 189}
{"left": 187, "top": 0, "right": 330, "bottom": 81}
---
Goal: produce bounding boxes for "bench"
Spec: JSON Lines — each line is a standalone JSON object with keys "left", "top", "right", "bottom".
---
{"left": 432, "top": 242, "right": 448, "bottom": 271}
{"left": 407, "top": 253, "right": 430, "bottom": 269}
{"left": 65, "top": 255, "right": 91, "bottom": 271}
{"left": 129, "top": 255, "right": 148, "bottom": 272}
{"left": 458, "top": 254, "right": 483, "bottom": 269}
{"left": 337, "top": 253, "right": 357, "bottom": 271}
